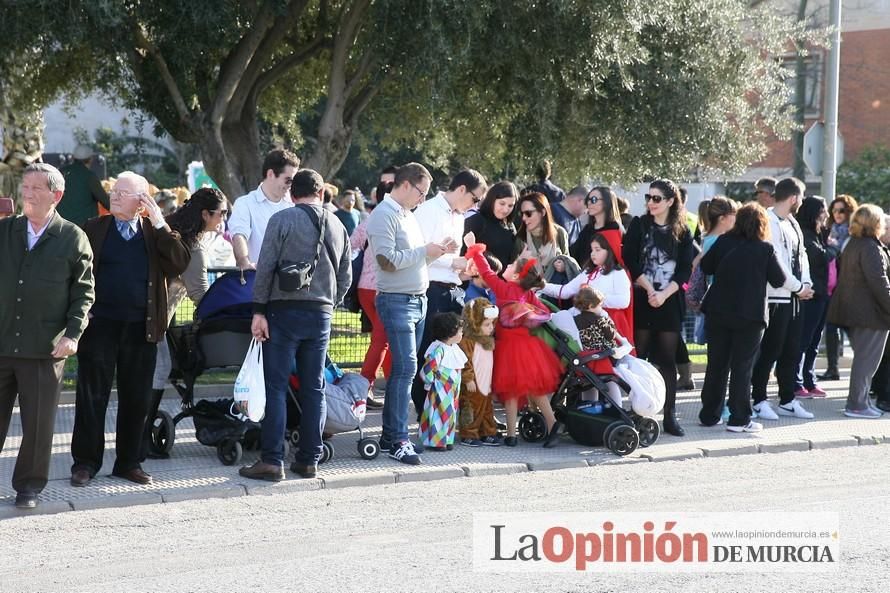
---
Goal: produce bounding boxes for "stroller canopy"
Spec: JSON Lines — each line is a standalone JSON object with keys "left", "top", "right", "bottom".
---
{"left": 195, "top": 269, "right": 256, "bottom": 321}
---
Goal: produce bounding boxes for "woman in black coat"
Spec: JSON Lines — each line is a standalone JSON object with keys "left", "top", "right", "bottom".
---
{"left": 698, "top": 203, "right": 786, "bottom": 432}
{"left": 622, "top": 179, "right": 693, "bottom": 436}
{"left": 462, "top": 181, "right": 518, "bottom": 272}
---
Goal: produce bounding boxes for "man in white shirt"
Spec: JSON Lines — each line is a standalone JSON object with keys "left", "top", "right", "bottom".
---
{"left": 229, "top": 149, "right": 300, "bottom": 269}
{"left": 410, "top": 169, "right": 487, "bottom": 418}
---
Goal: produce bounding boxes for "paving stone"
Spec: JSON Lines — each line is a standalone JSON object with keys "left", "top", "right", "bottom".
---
{"left": 594, "top": 456, "right": 650, "bottom": 466}
{"left": 699, "top": 444, "right": 760, "bottom": 458}
{"left": 807, "top": 436, "right": 860, "bottom": 449}
{"left": 638, "top": 450, "right": 704, "bottom": 462}
{"left": 321, "top": 471, "right": 397, "bottom": 489}
{"left": 461, "top": 463, "right": 529, "bottom": 477}
{"left": 758, "top": 440, "right": 812, "bottom": 454}
{"left": 394, "top": 467, "right": 467, "bottom": 483}
{"left": 245, "top": 479, "right": 323, "bottom": 495}
{"left": 71, "top": 493, "right": 163, "bottom": 511}
{"left": 161, "top": 485, "right": 247, "bottom": 503}
{"left": 0, "top": 500, "right": 72, "bottom": 520}
{"left": 526, "top": 459, "right": 589, "bottom": 471}
{"left": 852, "top": 434, "right": 884, "bottom": 446}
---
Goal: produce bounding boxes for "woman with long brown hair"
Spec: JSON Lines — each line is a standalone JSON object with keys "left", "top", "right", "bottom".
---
{"left": 622, "top": 179, "right": 694, "bottom": 436}
{"left": 514, "top": 191, "right": 571, "bottom": 277}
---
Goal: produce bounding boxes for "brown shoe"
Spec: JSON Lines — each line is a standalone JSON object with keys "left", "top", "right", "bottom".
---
{"left": 112, "top": 468, "right": 153, "bottom": 485}
{"left": 289, "top": 461, "right": 317, "bottom": 479}
{"left": 238, "top": 461, "right": 285, "bottom": 482}
{"left": 71, "top": 469, "right": 92, "bottom": 487}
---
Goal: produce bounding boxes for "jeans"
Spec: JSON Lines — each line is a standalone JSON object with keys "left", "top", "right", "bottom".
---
{"left": 795, "top": 295, "right": 828, "bottom": 390}
{"left": 376, "top": 293, "right": 427, "bottom": 444}
{"left": 411, "top": 283, "right": 464, "bottom": 416}
{"left": 260, "top": 305, "right": 331, "bottom": 466}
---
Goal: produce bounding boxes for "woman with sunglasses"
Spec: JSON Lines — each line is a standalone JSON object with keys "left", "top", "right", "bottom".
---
{"left": 820, "top": 194, "right": 859, "bottom": 380}
{"left": 571, "top": 186, "right": 624, "bottom": 267}
{"left": 514, "top": 191, "right": 571, "bottom": 277}
{"left": 622, "top": 179, "right": 694, "bottom": 436}
{"left": 462, "top": 181, "right": 519, "bottom": 273}
{"left": 145, "top": 187, "right": 230, "bottom": 457}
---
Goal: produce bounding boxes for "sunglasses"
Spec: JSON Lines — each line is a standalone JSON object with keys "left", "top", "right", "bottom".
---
{"left": 585, "top": 196, "right": 599, "bottom": 205}
{"left": 520, "top": 209, "right": 538, "bottom": 218}
{"left": 831, "top": 208, "right": 847, "bottom": 214}
{"left": 644, "top": 194, "right": 668, "bottom": 204}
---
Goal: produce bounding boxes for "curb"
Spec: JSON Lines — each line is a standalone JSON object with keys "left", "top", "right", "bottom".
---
{"left": 3, "top": 434, "right": 886, "bottom": 518}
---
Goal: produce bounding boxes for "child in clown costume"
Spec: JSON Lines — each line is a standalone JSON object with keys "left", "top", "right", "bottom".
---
{"left": 418, "top": 312, "right": 467, "bottom": 451}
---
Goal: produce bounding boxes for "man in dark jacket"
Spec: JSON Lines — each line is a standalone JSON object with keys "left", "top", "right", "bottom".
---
{"left": 58, "top": 145, "right": 110, "bottom": 227}
{"left": 551, "top": 185, "right": 587, "bottom": 246}
{"left": 0, "top": 164, "right": 94, "bottom": 509}
{"left": 70, "top": 171, "right": 190, "bottom": 487}
{"left": 528, "top": 159, "right": 566, "bottom": 205}
{"left": 239, "top": 169, "right": 352, "bottom": 481}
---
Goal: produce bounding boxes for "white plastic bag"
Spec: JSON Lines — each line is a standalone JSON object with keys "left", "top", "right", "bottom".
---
{"left": 233, "top": 338, "right": 266, "bottom": 422}
{"left": 613, "top": 355, "right": 666, "bottom": 417}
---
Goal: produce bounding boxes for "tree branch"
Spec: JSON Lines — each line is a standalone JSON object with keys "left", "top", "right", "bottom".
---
{"left": 345, "top": 76, "right": 386, "bottom": 128}
{"left": 253, "top": 34, "right": 330, "bottom": 96}
{"left": 343, "top": 48, "right": 374, "bottom": 99}
{"left": 328, "top": 0, "right": 373, "bottom": 98}
{"left": 131, "top": 23, "right": 191, "bottom": 122}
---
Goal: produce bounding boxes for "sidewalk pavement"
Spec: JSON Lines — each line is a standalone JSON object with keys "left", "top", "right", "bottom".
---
{"left": 2, "top": 369, "right": 888, "bottom": 518}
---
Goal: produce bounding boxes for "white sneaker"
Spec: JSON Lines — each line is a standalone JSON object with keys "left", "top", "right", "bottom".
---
{"left": 726, "top": 421, "right": 763, "bottom": 433}
{"left": 777, "top": 400, "right": 814, "bottom": 419}
{"left": 844, "top": 407, "right": 883, "bottom": 419}
{"left": 752, "top": 401, "right": 779, "bottom": 420}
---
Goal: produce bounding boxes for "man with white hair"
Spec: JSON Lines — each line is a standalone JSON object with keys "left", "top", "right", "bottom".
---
{"left": 0, "top": 163, "right": 94, "bottom": 509}
{"left": 70, "top": 171, "right": 190, "bottom": 487}
{"left": 58, "top": 144, "right": 110, "bottom": 227}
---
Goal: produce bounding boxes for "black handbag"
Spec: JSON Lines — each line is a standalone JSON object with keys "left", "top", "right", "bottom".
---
{"left": 278, "top": 205, "right": 337, "bottom": 292}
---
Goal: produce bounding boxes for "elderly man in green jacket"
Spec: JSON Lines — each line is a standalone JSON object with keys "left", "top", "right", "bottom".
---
{"left": 0, "top": 163, "right": 95, "bottom": 510}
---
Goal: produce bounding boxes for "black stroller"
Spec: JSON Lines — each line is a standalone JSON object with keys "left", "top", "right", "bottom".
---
{"left": 518, "top": 322, "right": 660, "bottom": 456}
{"left": 147, "top": 268, "right": 260, "bottom": 465}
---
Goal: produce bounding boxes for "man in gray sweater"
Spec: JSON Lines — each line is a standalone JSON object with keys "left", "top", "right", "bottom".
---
{"left": 240, "top": 169, "right": 351, "bottom": 481}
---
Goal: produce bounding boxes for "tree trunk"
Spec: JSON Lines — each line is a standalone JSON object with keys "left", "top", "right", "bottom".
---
{"left": 198, "top": 127, "right": 245, "bottom": 204}
{"left": 0, "top": 99, "right": 44, "bottom": 205}
{"left": 303, "top": 119, "right": 353, "bottom": 180}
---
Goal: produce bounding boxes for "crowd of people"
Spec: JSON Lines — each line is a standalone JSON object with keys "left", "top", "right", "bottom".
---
{"left": 1, "top": 149, "right": 888, "bottom": 508}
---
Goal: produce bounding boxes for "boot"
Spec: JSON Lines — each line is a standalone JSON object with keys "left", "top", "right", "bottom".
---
{"left": 662, "top": 390, "right": 685, "bottom": 436}
{"left": 819, "top": 328, "right": 840, "bottom": 380}
{"left": 677, "top": 363, "right": 696, "bottom": 391}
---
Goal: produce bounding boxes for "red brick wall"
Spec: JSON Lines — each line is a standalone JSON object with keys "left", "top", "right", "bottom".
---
{"left": 755, "top": 28, "right": 890, "bottom": 169}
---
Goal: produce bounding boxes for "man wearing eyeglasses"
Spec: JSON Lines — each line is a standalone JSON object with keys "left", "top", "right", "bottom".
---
{"left": 70, "top": 171, "right": 191, "bottom": 487}
{"left": 410, "top": 169, "right": 488, "bottom": 421}
{"left": 230, "top": 149, "right": 300, "bottom": 270}
{"left": 365, "top": 163, "right": 454, "bottom": 465}
{"left": 753, "top": 176, "right": 777, "bottom": 209}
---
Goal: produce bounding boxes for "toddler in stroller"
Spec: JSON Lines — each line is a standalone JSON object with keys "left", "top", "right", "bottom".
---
{"left": 523, "top": 292, "right": 664, "bottom": 456}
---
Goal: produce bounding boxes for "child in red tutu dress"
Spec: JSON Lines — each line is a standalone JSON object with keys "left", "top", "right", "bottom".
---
{"left": 464, "top": 232, "right": 564, "bottom": 447}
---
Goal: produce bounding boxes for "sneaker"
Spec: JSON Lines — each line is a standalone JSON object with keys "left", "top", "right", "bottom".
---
{"left": 752, "top": 401, "right": 779, "bottom": 420}
{"left": 777, "top": 400, "right": 814, "bottom": 419}
{"left": 480, "top": 435, "right": 501, "bottom": 446}
{"left": 794, "top": 388, "right": 811, "bottom": 399}
{"left": 844, "top": 407, "right": 883, "bottom": 419}
{"left": 461, "top": 438, "right": 483, "bottom": 447}
{"left": 807, "top": 386, "right": 827, "bottom": 398}
{"left": 726, "top": 421, "right": 763, "bottom": 433}
{"left": 389, "top": 441, "right": 422, "bottom": 465}
{"left": 700, "top": 418, "right": 724, "bottom": 427}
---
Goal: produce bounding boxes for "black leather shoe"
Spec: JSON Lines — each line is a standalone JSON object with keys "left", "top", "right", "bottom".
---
{"left": 15, "top": 493, "right": 38, "bottom": 510}
{"left": 663, "top": 416, "right": 686, "bottom": 437}
{"left": 877, "top": 400, "right": 890, "bottom": 413}
{"left": 543, "top": 421, "right": 564, "bottom": 448}
{"left": 289, "top": 461, "right": 317, "bottom": 479}
{"left": 504, "top": 436, "right": 518, "bottom": 447}
{"left": 70, "top": 469, "right": 92, "bottom": 487}
{"left": 366, "top": 396, "right": 384, "bottom": 409}
{"left": 112, "top": 468, "right": 153, "bottom": 485}
{"left": 817, "top": 371, "right": 840, "bottom": 381}
{"left": 239, "top": 461, "right": 285, "bottom": 482}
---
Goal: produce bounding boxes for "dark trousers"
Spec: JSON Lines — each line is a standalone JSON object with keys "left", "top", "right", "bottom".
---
{"left": 751, "top": 302, "right": 801, "bottom": 405}
{"left": 796, "top": 295, "right": 829, "bottom": 390}
{"left": 260, "top": 306, "right": 331, "bottom": 466}
{"left": 0, "top": 357, "right": 65, "bottom": 494}
{"left": 410, "top": 282, "right": 464, "bottom": 418}
{"left": 71, "top": 318, "right": 157, "bottom": 476}
{"left": 823, "top": 323, "right": 844, "bottom": 373}
{"left": 870, "top": 342, "right": 890, "bottom": 402}
{"left": 699, "top": 320, "right": 764, "bottom": 427}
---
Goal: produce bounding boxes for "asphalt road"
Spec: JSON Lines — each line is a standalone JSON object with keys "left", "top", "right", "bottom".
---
{"left": 2, "top": 446, "right": 888, "bottom": 593}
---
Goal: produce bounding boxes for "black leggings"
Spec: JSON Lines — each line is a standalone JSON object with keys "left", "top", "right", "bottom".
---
{"left": 634, "top": 329, "right": 680, "bottom": 412}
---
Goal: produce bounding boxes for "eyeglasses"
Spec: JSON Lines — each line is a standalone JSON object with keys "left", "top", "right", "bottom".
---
{"left": 112, "top": 189, "right": 147, "bottom": 200}
{"left": 469, "top": 189, "right": 483, "bottom": 204}
{"left": 411, "top": 183, "right": 428, "bottom": 199}
{"left": 520, "top": 209, "right": 538, "bottom": 218}
{"left": 644, "top": 194, "right": 667, "bottom": 204}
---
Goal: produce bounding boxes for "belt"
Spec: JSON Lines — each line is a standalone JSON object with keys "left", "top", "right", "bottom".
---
{"left": 379, "top": 291, "right": 426, "bottom": 298}
{"left": 429, "top": 281, "right": 459, "bottom": 289}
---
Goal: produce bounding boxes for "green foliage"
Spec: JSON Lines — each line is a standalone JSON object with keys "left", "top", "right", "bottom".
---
{"left": 837, "top": 145, "right": 890, "bottom": 207}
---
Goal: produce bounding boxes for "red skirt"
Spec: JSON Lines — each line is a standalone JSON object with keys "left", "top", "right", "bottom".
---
{"left": 493, "top": 325, "right": 563, "bottom": 402}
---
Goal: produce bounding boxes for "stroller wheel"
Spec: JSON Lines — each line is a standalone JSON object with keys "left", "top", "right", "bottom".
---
{"left": 519, "top": 412, "right": 547, "bottom": 442}
{"left": 636, "top": 417, "right": 660, "bottom": 448}
{"left": 288, "top": 429, "right": 300, "bottom": 448}
{"left": 358, "top": 438, "right": 380, "bottom": 460}
{"left": 320, "top": 441, "right": 334, "bottom": 464}
{"left": 607, "top": 425, "right": 640, "bottom": 456}
{"left": 149, "top": 410, "right": 175, "bottom": 455}
{"left": 602, "top": 420, "right": 624, "bottom": 448}
{"left": 217, "top": 439, "right": 243, "bottom": 466}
